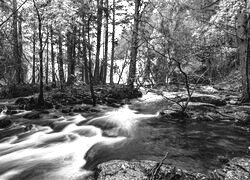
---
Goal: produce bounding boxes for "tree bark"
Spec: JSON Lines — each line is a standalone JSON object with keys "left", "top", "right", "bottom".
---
{"left": 33, "top": 0, "right": 44, "bottom": 105}
{"left": 13, "top": 0, "right": 22, "bottom": 84}
{"left": 238, "top": 1, "right": 250, "bottom": 102}
{"left": 101, "top": 0, "right": 109, "bottom": 84}
{"left": 127, "top": 0, "right": 140, "bottom": 89}
{"left": 67, "top": 26, "right": 77, "bottom": 85}
{"left": 50, "top": 26, "right": 56, "bottom": 87}
{"left": 88, "top": 16, "right": 96, "bottom": 106}
{"left": 32, "top": 32, "right": 36, "bottom": 84}
{"left": 58, "top": 31, "right": 65, "bottom": 90}
{"left": 46, "top": 27, "right": 49, "bottom": 85}
{"left": 94, "top": 0, "right": 103, "bottom": 84}
{"left": 82, "top": 20, "right": 89, "bottom": 84}
{"left": 18, "top": 12, "right": 23, "bottom": 82}
{"left": 110, "top": 0, "right": 116, "bottom": 84}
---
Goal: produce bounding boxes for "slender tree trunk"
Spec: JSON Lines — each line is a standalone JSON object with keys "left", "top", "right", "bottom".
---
{"left": 46, "top": 27, "right": 49, "bottom": 85}
{"left": 102, "top": 0, "right": 109, "bottom": 84}
{"left": 18, "top": 13, "right": 23, "bottom": 82}
{"left": 238, "top": 1, "right": 250, "bottom": 102}
{"left": 127, "top": 0, "right": 140, "bottom": 89}
{"left": 33, "top": 0, "right": 44, "bottom": 105}
{"left": 110, "top": 0, "right": 115, "bottom": 84}
{"left": 82, "top": 21, "right": 89, "bottom": 84}
{"left": 13, "top": 0, "right": 21, "bottom": 84}
{"left": 58, "top": 31, "right": 64, "bottom": 90}
{"left": 118, "top": 50, "right": 128, "bottom": 84}
{"left": 94, "top": 0, "right": 103, "bottom": 84}
{"left": 32, "top": 32, "right": 36, "bottom": 84}
{"left": 88, "top": 16, "right": 96, "bottom": 106}
{"left": 67, "top": 27, "right": 77, "bottom": 85}
{"left": 50, "top": 26, "right": 56, "bottom": 87}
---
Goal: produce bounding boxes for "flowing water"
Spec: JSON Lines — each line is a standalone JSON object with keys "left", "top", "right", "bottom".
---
{"left": 0, "top": 96, "right": 249, "bottom": 180}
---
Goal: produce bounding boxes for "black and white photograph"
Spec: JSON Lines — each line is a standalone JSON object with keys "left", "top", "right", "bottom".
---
{"left": 0, "top": 0, "right": 250, "bottom": 179}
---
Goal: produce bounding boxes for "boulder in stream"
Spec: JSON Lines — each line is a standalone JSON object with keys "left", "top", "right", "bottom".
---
{"left": 0, "top": 117, "right": 12, "bottom": 128}
{"left": 179, "top": 94, "right": 226, "bottom": 106}
{"left": 23, "top": 111, "right": 41, "bottom": 119}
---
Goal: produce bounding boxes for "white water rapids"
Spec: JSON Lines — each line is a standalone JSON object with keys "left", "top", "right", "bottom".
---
{"left": 0, "top": 105, "right": 159, "bottom": 180}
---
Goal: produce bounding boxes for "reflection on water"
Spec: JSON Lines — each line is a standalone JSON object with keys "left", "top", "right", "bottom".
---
{"left": 0, "top": 104, "right": 249, "bottom": 179}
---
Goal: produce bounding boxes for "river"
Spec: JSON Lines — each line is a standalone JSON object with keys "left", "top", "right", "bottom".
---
{"left": 0, "top": 94, "right": 249, "bottom": 179}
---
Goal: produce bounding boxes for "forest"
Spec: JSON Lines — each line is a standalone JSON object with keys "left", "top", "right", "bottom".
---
{"left": 0, "top": 0, "right": 250, "bottom": 179}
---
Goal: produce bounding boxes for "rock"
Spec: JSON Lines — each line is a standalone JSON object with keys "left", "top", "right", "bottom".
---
{"left": 15, "top": 97, "right": 31, "bottom": 105}
{"left": 108, "top": 86, "right": 142, "bottom": 100}
{"left": 188, "top": 102, "right": 217, "bottom": 112}
{"left": 200, "top": 86, "right": 219, "bottom": 94}
{"left": 220, "top": 158, "right": 250, "bottom": 180}
{"left": 89, "top": 108, "right": 101, "bottom": 113}
{"left": 180, "top": 94, "right": 226, "bottom": 106}
{"left": 161, "top": 109, "right": 189, "bottom": 119}
{"left": 73, "top": 106, "right": 90, "bottom": 113}
{"left": 235, "top": 115, "right": 250, "bottom": 126}
{"left": 192, "top": 112, "right": 223, "bottom": 122}
{"left": 0, "top": 117, "right": 12, "bottom": 128}
{"left": 61, "top": 108, "right": 72, "bottom": 114}
{"left": 93, "top": 160, "right": 207, "bottom": 180}
{"left": 105, "top": 97, "right": 119, "bottom": 104}
{"left": 23, "top": 111, "right": 41, "bottom": 119}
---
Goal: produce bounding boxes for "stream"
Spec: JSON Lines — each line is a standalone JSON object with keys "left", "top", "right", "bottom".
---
{"left": 0, "top": 95, "right": 250, "bottom": 180}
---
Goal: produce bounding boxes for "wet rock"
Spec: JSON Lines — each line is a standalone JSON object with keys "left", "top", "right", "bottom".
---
{"left": 160, "top": 109, "right": 189, "bottom": 119}
{"left": 180, "top": 95, "right": 226, "bottom": 106}
{"left": 89, "top": 108, "right": 101, "bottom": 113}
{"left": 15, "top": 97, "right": 33, "bottom": 106}
{"left": 200, "top": 86, "right": 219, "bottom": 94}
{"left": 23, "top": 111, "right": 41, "bottom": 119}
{"left": 73, "top": 106, "right": 90, "bottom": 113}
{"left": 235, "top": 115, "right": 250, "bottom": 126}
{"left": 0, "top": 117, "right": 12, "bottom": 128}
{"left": 192, "top": 112, "right": 223, "bottom": 122}
{"left": 93, "top": 160, "right": 207, "bottom": 180}
{"left": 61, "top": 108, "right": 72, "bottom": 114}
{"left": 219, "top": 158, "right": 250, "bottom": 180}
{"left": 108, "top": 86, "right": 142, "bottom": 100}
{"left": 188, "top": 102, "right": 217, "bottom": 112}
{"left": 15, "top": 97, "right": 53, "bottom": 110}
{"left": 50, "top": 121, "right": 71, "bottom": 132}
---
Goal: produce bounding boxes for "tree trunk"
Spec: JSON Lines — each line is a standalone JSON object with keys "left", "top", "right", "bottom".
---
{"left": 18, "top": 13, "right": 23, "bottom": 82}
{"left": 32, "top": 32, "right": 36, "bottom": 84}
{"left": 13, "top": 0, "right": 22, "bottom": 84}
{"left": 58, "top": 31, "right": 65, "bottom": 90}
{"left": 33, "top": 0, "right": 44, "bottom": 105}
{"left": 127, "top": 0, "right": 140, "bottom": 89}
{"left": 46, "top": 27, "right": 49, "bottom": 85}
{"left": 67, "top": 27, "right": 77, "bottom": 85}
{"left": 238, "top": 1, "right": 250, "bottom": 102}
{"left": 101, "top": 0, "right": 109, "bottom": 84}
{"left": 82, "top": 21, "right": 89, "bottom": 84}
{"left": 110, "top": 0, "right": 116, "bottom": 84}
{"left": 88, "top": 16, "right": 96, "bottom": 106}
{"left": 94, "top": 0, "right": 103, "bottom": 84}
{"left": 50, "top": 26, "right": 56, "bottom": 87}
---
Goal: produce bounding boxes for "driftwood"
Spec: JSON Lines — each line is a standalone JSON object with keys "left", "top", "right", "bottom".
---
{"left": 149, "top": 152, "right": 168, "bottom": 180}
